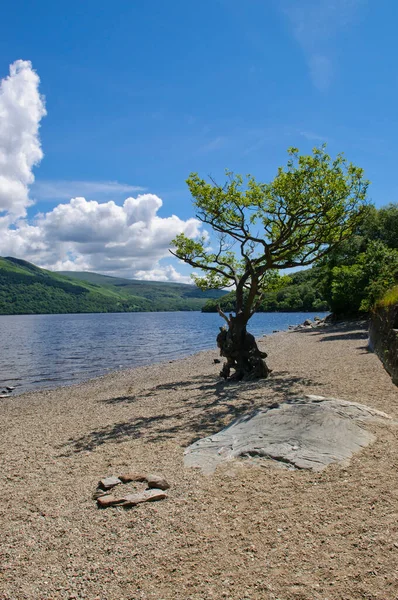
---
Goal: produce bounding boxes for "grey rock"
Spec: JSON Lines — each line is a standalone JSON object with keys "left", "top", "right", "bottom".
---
{"left": 303, "top": 319, "right": 313, "bottom": 326}
{"left": 184, "top": 395, "right": 393, "bottom": 474}
{"left": 98, "top": 476, "right": 122, "bottom": 490}
{"left": 5, "top": 386, "right": 14, "bottom": 391}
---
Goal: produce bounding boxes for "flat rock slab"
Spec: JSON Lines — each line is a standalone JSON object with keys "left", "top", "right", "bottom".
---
{"left": 119, "top": 473, "right": 170, "bottom": 490}
{"left": 184, "top": 395, "right": 393, "bottom": 474}
{"left": 122, "top": 489, "right": 168, "bottom": 507}
{"left": 98, "top": 476, "right": 122, "bottom": 490}
{"left": 97, "top": 489, "right": 167, "bottom": 508}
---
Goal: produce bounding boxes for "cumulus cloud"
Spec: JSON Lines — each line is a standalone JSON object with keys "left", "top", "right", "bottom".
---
{"left": 0, "top": 60, "right": 46, "bottom": 219}
{"left": 0, "top": 60, "right": 202, "bottom": 283}
{"left": 133, "top": 265, "right": 194, "bottom": 284}
{"left": 0, "top": 193, "right": 202, "bottom": 279}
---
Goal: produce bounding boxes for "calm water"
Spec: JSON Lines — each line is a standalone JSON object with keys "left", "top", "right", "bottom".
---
{"left": 0, "top": 311, "right": 327, "bottom": 395}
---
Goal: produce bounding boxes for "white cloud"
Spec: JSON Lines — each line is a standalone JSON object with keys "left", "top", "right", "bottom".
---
{"left": 281, "top": 0, "right": 363, "bottom": 90}
{"left": 0, "top": 60, "right": 202, "bottom": 283}
{"left": 31, "top": 179, "right": 146, "bottom": 201}
{"left": 0, "top": 193, "right": 203, "bottom": 279}
{"left": 0, "top": 60, "right": 46, "bottom": 219}
{"left": 133, "top": 265, "right": 193, "bottom": 284}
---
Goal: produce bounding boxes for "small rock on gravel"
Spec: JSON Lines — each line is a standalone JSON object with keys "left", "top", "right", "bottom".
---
{"left": 98, "top": 476, "right": 122, "bottom": 490}
{"left": 97, "top": 489, "right": 167, "bottom": 508}
{"left": 121, "top": 489, "right": 167, "bottom": 507}
{"left": 146, "top": 474, "right": 170, "bottom": 490}
{"left": 97, "top": 495, "right": 124, "bottom": 508}
{"left": 119, "top": 472, "right": 147, "bottom": 483}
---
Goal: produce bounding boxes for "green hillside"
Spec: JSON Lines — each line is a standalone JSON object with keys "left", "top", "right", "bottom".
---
{"left": 58, "top": 271, "right": 223, "bottom": 300}
{"left": 0, "top": 257, "right": 225, "bottom": 315}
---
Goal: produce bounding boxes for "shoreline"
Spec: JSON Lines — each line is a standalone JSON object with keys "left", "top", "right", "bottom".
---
{"left": 1, "top": 322, "right": 397, "bottom": 599}
{"left": 2, "top": 311, "right": 329, "bottom": 398}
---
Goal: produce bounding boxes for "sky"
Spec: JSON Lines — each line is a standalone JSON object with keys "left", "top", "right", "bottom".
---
{"left": 0, "top": 0, "right": 397, "bottom": 282}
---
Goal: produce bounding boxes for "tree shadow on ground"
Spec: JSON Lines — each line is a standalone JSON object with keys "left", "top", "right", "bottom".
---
{"left": 294, "top": 320, "right": 369, "bottom": 343}
{"left": 61, "top": 371, "right": 323, "bottom": 455}
{"left": 318, "top": 331, "right": 368, "bottom": 342}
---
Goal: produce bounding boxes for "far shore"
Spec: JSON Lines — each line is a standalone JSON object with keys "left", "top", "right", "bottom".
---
{"left": 1, "top": 321, "right": 397, "bottom": 600}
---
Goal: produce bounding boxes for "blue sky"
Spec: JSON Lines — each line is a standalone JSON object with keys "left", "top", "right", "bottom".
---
{"left": 0, "top": 0, "right": 397, "bottom": 281}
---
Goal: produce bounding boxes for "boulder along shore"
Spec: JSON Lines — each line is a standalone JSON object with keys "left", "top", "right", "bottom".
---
{"left": 0, "top": 321, "right": 397, "bottom": 600}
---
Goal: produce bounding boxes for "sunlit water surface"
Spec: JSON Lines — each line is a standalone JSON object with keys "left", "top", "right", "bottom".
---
{"left": 0, "top": 311, "right": 327, "bottom": 395}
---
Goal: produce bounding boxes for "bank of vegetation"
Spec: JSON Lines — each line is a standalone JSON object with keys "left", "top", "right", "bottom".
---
{"left": 0, "top": 257, "right": 224, "bottom": 315}
{"left": 319, "top": 203, "right": 398, "bottom": 316}
{"left": 202, "top": 267, "right": 328, "bottom": 313}
{"left": 202, "top": 204, "right": 398, "bottom": 317}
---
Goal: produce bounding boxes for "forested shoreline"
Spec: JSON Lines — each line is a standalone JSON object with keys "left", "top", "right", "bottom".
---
{"left": 202, "top": 204, "right": 398, "bottom": 317}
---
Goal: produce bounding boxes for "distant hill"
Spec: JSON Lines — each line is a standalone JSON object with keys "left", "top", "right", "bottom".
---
{"left": 57, "top": 271, "right": 223, "bottom": 299}
{"left": 0, "top": 257, "right": 225, "bottom": 315}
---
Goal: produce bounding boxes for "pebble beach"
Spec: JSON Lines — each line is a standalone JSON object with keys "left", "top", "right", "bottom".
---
{"left": 1, "top": 321, "right": 397, "bottom": 600}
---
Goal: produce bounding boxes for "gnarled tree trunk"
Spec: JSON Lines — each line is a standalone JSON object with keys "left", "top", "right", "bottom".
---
{"left": 216, "top": 312, "right": 270, "bottom": 381}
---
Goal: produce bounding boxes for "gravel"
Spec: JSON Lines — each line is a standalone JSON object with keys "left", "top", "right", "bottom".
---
{"left": 0, "top": 320, "right": 397, "bottom": 600}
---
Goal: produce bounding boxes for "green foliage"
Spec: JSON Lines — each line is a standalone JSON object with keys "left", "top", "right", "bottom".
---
{"left": 172, "top": 146, "right": 368, "bottom": 321}
{"left": 0, "top": 258, "right": 226, "bottom": 315}
{"left": 377, "top": 286, "right": 398, "bottom": 308}
{"left": 319, "top": 204, "right": 398, "bottom": 315}
{"left": 202, "top": 267, "right": 329, "bottom": 313}
{"left": 359, "top": 204, "right": 398, "bottom": 249}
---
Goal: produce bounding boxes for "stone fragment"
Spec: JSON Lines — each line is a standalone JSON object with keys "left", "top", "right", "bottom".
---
{"left": 5, "top": 386, "right": 14, "bottom": 391}
{"left": 97, "top": 495, "right": 125, "bottom": 508}
{"left": 303, "top": 319, "right": 313, "bottom": 326}
{"left": 98, "top": 476, "right": 122, "bottom": 490}
{"left": 121, "top": 489, "right": 167, "bottom": 507}
{"left": 146, "top": 474, "right": 170, "bottom": 490}
{"left": 119, "top": 472, "right": 147, "bottom": 484}
{"left": 92, "top": 489, "right": 110, "bottom": 500}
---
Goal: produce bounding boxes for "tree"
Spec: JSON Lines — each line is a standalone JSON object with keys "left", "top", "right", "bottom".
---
{"left": 327, "top": 241, "right": 398, "bottom": 315}
{"left": 171, "top": 146, "right": 369, "bottom": 381}
{"left": 319, "top": 203, "right": 398, "bottom": 315}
